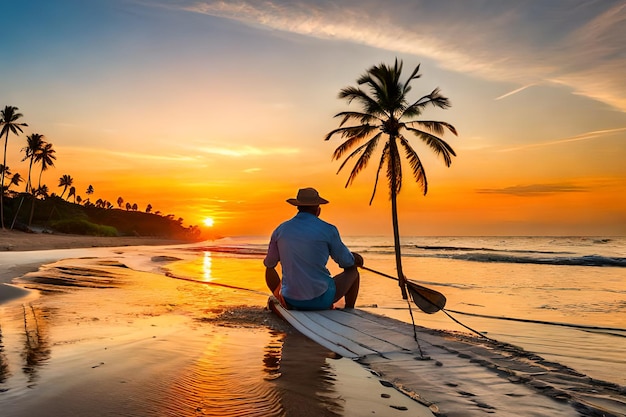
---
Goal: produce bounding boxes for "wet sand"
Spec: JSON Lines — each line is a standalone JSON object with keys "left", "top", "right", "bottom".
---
{"left": 0, "top": 242, "right": 437, "bottom": 417}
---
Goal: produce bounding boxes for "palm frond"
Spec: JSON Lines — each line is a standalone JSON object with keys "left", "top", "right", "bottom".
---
{"left": 338, "top": 86, "right": 384, "bottom": 116}
{"left": 336, "top": 135, "right": 379, "bottom": 174}
{"left": 369, "top": 143, "right": 390, "bottom": 205}
{"left": 402, "top": 63, "right": 421, "bottom": 96}
{"left": 405, "top": 127, "right": 456, "bottom": 166}
{"left": 334, "top": 111, "right": 380, "bottom": 127}
{"left": 386, "top": 139, "right": 403, "bottom": 196}
{"left": 399, "top": 135, "right": 428, "bottom": 195}
{"left": 344, "top": 134, "right": 382, "bottom": 186}
{"left": 405, "top": 120, "right": 458, "bottom": 136}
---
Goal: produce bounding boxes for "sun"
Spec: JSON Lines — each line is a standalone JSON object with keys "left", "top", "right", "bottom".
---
{"left": 203, "top": 217, "right": 215, "bottom": 227}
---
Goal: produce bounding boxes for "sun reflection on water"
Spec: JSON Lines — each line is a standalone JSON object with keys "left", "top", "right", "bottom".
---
{"left": 203, "top": 251, "right": 212, "bottom": 282}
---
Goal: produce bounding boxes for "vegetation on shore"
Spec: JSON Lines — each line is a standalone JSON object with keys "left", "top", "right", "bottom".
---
{"left": 1, "top": 105, "right": 200, "bottom": 240}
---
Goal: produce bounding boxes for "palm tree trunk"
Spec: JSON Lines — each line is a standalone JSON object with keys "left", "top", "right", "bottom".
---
{"left": 390, "top": 189, "right": 408, "bottom": 299}
{"left": 1, "top": 132, "right": 9, "bottom": 230}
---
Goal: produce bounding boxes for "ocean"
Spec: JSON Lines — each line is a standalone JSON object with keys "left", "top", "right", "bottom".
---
{"left": 184, "top": 235, "right": 626, "bottom": 386}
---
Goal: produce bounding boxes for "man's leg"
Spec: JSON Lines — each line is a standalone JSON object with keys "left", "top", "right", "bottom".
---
{"left": 265, "top": 267, "right": 281, "bottom": 293}
{"left": 333, "top": 266, "right": 360, "bottom": 308}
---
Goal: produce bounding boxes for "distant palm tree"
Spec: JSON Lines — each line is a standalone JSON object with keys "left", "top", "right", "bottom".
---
{"left": 76, "top": 195, "right": 82, "bottom": 205}
{"left": 35, "top": 142, "right": 56, "bottom": 190}
{"left": 8, "top": 172, "right": 24, "bottom": 193}
{"left": 131, "top": 203, "right": 138, "bottom": 211}
{"left": 125, "top": 202, "right": 131, "bottom": 211}
{"left": 68, "top": 186, "right": 76, "bottom": 203}
{"left": 58, "top": 174, "right": 73, "bottom": 200}
{"left": 324, "top": 59, "right": 457, "bottom": 299}
{"left": 117, "top": 196, "right": 123, "bottom": 208}
{"left": 1, "top": 106, "right": 28, "bottom": 229}
{"left": 0, "top": 165, "right": 12, "bottom": 194}
{"left": 146, "top": 203, "right": 152, "bottom": 213}
{"left": 85, "top": 184, "right": 94, "bottom": 205}
{"left": 22, "top": 133, "right": 45, "bottom": 193}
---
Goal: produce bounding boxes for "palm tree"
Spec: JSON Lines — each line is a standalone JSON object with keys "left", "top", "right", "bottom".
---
{"left": 146, "top": 203, "right": 152, "bottom": 213}
{"left": 8, "top": 172, "right": 24, "bottom": 194}
{"left": 34, "top": 142, "right": 56, "bottom": 190}
{"left": 324, "top": 59, "right": 457, "bottom": 299}
{"left": 85, "top": 185, "right": 94, "bottom": 205}
{"left": 68, "top": 186, "right": 76, "bottom": 203}
{"left": 1, "top": 106, "right": 28, "bottom": 229}
{"left": 58, "top": 174, "right": 73, "bottom": 199}
{"left": 117, "top": 196, "right": 123, "bottom": 208}
{"left": 21, "top": 133, "right": 45, "bottom": 193}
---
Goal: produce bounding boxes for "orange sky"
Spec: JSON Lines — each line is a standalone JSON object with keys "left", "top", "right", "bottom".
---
{"left": 2, "top": 1, "right": 625, "bottom": 237}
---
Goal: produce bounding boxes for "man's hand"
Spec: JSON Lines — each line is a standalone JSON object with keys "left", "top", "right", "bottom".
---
{"left": 351, "top": 252, "right": 364, "bottom": 268}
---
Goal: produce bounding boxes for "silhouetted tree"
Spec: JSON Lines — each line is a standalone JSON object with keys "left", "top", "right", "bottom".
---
{"left": 58, "top": 174, "right": 73, "bottom": 199}
{"left": 325, "top": 59, "right": 457, "bottom": 298}
{"left": 21, "top": 133, "right": 45, "bottom": 193}
{"left": 117, "top": 196, "right": 123, "bottom": 208}
{"left": 1, "top": 105, "right": 28, "bottom": 229}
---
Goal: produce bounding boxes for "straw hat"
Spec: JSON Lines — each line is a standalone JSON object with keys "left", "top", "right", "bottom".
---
{"left": 286, "top": 187, "right": 329, "bottom": 206}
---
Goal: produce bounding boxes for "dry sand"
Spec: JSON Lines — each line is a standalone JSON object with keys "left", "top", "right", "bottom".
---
{"left": 0, "top": 229, "right": 190, "bottom": 252}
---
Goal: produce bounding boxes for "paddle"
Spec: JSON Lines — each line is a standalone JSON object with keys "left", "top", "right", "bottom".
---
{"left": 359, "top": 266, "right": 446, "bottom": 314}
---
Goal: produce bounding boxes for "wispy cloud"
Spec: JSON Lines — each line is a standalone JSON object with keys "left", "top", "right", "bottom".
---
{"left": 495, "top": 84, "right": 535, "bottom": 101}
{"left": 498, "top": 127, "right": 626, "bottom": 152}
{"left": 196, "top": 145, "right": 299, "bottom": 157}
{"left": 477, "top": 183, "right": 588, "bottom": 196}
{"left": 172, "top": 0, "right": 626, "bottom": 112}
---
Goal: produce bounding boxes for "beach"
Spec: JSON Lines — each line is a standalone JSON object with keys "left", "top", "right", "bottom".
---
{"left": 1, "top": 233, "right": 625, "bottom": 416}
{"left": 0, "top": 232, "right": 439, "bottom": 417}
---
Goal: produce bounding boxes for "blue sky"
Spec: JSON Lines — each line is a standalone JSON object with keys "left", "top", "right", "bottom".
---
{"left": 2, "top": 0, "right": 625, "bottom": 235}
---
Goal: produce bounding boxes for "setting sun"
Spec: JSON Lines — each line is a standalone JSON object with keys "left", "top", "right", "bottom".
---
{"left": 203, "top": 217, "right": 215, "bottom": 228}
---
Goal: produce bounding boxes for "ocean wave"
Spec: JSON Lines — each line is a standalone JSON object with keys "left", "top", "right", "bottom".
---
{"left": 436, "top": 253, "right": 626, "bottom": 267}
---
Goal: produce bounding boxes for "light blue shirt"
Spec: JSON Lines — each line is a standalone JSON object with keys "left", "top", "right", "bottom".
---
{"left": 264, "top": 212, "right": 355, "bottom": 300}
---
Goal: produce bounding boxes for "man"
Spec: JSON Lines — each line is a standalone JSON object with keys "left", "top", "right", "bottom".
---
{"left": 264, "top": 187, "right": 363, "bottom": 310}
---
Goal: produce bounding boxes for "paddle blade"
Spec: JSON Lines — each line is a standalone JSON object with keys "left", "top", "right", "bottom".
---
{"left": 406, "top": 281, "right": 447, "bottom": 314}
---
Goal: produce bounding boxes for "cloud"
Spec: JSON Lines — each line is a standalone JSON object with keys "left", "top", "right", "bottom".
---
{"left": 495, "top": 84, "right": 535, "bottom": 101}
{"left": 196, "top": 145, "right": 299, "bottom": 157}
{"left": 477, "top": 183, "right": 588, "bottom": 196}
{"left": 174, "top": 0, "right": 626, "bottom": 112}
{"left": 498, "top": 127, "right": 626, "bottom": 152}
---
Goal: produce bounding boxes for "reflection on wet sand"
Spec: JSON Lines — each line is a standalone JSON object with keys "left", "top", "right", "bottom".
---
{"left": 20, "top": 304, "right": 51, "bottom": 384}
{"left": 0, "top": 326, "right": 8, "bottom": 384}
{"left": 0, "top": 255, "right": 360, "bottom": 416}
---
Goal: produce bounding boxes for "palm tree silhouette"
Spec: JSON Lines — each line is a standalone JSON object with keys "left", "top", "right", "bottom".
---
{"left": 35, "top": 142, "right": 56, "bottom": 190}
{"left": 58, "top": 174, "right": 73, "bottom": 200}
{"left": 68, "top": 186, "right": 76, "bottom": 203}
{"left": 324, "top": 59, "right": 458, "bottom": 299}
{"left": 8, "top": 172, "right": 24, "bottom": 194}
{"left": 1, "top": 106, "right": 28, "bottom": 229}
{"left": 22, "top": 133, "right": 45, "bottom": 193}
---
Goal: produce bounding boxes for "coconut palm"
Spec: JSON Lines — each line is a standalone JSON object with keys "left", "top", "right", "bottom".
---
{"left": 8, "top": 172, "right": 24, "bottom": 193}
{"left": 35, "top": 142, "right": 56, "bottom": 190}
{"left": 21, "top": 133, "right": 45, "bottom": 193}
{"left": 68, "top": 186, "right": 76, "bottom": 203}
{"left": 324, "top": 59, "right": 457, "bottom": 298}
{"left": 58, "top": 174, "right": 73, "bottom": 199}
{"left": 1, "top": 106, "right": 28, "bottom": 229}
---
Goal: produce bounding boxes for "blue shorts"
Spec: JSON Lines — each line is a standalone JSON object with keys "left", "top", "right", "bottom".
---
{"left": 283, "top": 280, "right": 336, "bottom": 310}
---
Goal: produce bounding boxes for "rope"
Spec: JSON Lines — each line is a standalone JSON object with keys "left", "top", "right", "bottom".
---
{"left": 360, "top": 266, "right": 496, "bottom": 341}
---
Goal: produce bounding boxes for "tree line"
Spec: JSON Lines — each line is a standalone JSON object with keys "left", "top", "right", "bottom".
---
{"left": 1, "top": 105, "right": 197, "bottom": 238}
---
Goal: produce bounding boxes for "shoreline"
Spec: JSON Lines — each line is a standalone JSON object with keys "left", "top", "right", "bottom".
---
{"left": 0, "top": 229, "right": 193, "bottom": 252}
{"left": 0, "top": 229, "right": 196, "bottom": 304}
